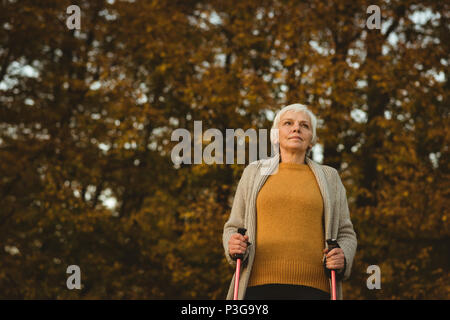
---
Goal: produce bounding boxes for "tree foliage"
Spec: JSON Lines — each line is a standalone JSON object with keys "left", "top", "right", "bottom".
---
{"left": 0, "top": 0, "right": 448, "bottom": 299}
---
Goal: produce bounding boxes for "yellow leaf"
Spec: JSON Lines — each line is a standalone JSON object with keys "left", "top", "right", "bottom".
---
{"left": 284, "top": 58, "right": 295, "bottom": 67}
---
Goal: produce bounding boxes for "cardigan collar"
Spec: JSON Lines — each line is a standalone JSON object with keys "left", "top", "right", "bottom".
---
{"left": 252, "top": 152, "right": 331, "bottom": 239}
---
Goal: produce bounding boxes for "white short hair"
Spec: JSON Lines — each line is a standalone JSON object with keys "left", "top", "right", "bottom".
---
{"left": 270, "top": 103, "right": 318, "bottom": 157}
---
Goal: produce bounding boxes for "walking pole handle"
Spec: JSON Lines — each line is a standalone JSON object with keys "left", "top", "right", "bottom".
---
{"left": 326, "top": 239, "right": 339, "bottom": 300}
{"left": 233, "top": 228, "right": 251, "bottom": 260}
{"left": 237, "top": 228, "right": 247, "bottom": 235}
{"left": 326, "top": 239, "right": 339, "bottom": 250}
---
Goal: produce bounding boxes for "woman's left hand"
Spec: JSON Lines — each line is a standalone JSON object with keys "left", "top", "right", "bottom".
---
{"left": 323, "top": 248, "right": 345, "bottom": 271}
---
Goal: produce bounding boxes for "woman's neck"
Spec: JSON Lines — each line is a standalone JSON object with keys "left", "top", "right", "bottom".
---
{"left": 279, "top": 149, "right": 306, "bottom": 164}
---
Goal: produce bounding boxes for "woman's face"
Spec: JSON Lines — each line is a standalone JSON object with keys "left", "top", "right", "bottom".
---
{"left": 278, "top": 110, "right": 313, "bottom": 154}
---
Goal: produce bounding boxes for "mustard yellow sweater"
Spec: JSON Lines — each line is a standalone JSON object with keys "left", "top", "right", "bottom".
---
{"left": 247, "top": 162, "right": 330, "bottom": 293}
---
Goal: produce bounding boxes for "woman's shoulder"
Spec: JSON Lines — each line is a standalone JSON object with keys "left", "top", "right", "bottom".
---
{"left": 242, "top": 159, "right": 263, "bottom": 176}
{"left": 310, "top": 160, "right": 342, "bottom": 185}
{"left": 316, "top": 163, "right": 346, "bottom": 191}
{"left": 236, "top": 158, "right": 271, "bottom": 184}
{"left": 242, "top": 155, "right": 273, "bottom": 170}
{"left": 319, "top": 163, "right": 339, "bottom": 176}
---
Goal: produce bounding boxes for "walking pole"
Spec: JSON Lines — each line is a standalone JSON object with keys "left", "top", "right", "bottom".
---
{"left": 326, "top": 239, "right": 339, "bottom": 300}
{"left": 233, "top": 228, "right": 248, "bottom": 300}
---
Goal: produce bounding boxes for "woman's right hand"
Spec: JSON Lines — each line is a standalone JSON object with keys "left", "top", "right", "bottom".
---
{"left": 228, "top": 233, "right": 249, "bottom": 257}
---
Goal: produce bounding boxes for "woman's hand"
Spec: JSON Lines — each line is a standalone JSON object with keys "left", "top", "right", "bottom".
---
{"left": 323, "top": 247, "right": 345, "bottom": 271}
{"left": 228, "top": 233, "right": 249, "bottom": 257}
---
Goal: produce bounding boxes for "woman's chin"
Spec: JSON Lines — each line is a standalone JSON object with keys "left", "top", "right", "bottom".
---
{"left": 281, "top": 144, "right": 306, "bottom": 152}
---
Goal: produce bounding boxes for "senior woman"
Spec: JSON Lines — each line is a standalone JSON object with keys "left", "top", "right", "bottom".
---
{"left": 223, "top": 103, "right": 357, "bottom": 300}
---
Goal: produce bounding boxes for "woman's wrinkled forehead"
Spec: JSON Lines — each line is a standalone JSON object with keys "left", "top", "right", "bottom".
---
{"left": 280, "top": 110, "right": 311, "bottom": 123}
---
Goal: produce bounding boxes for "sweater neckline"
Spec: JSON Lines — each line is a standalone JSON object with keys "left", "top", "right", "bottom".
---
{"left": 279, "top": 162, "right": 309, "bottom": 169}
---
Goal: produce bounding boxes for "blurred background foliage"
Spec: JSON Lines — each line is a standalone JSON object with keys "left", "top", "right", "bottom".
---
{"left": 0, "top": 0, "right": 448, "bottom": 299}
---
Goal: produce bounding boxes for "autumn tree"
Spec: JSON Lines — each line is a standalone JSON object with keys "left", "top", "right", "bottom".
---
{"left": 0, "top": 0, "right": 448, "bottom": 299}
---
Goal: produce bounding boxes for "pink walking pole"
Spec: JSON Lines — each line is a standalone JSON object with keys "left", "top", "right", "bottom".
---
{"left": 331, "top": 269, "right": 337, "bottom": 300}
{"left": 326, "top": 239, "right": 339, "bottom": 300}
{"left": 233, "top": 228, "right": 248, "bottom": 300}
{"left": 233, "top": 258, "right": 242, "bottom": 300}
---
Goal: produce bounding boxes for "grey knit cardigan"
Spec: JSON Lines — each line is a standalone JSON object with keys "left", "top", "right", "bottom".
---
{"left": 223, "top": 153, "right": 357, "bottom": 300}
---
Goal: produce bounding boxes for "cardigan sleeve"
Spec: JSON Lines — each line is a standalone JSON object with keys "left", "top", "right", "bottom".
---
{"left": 335, "top": 174, "right": 357, "bottom": 281}
{"left": 223, "top": 166, "right": 250, "bottom": 267}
